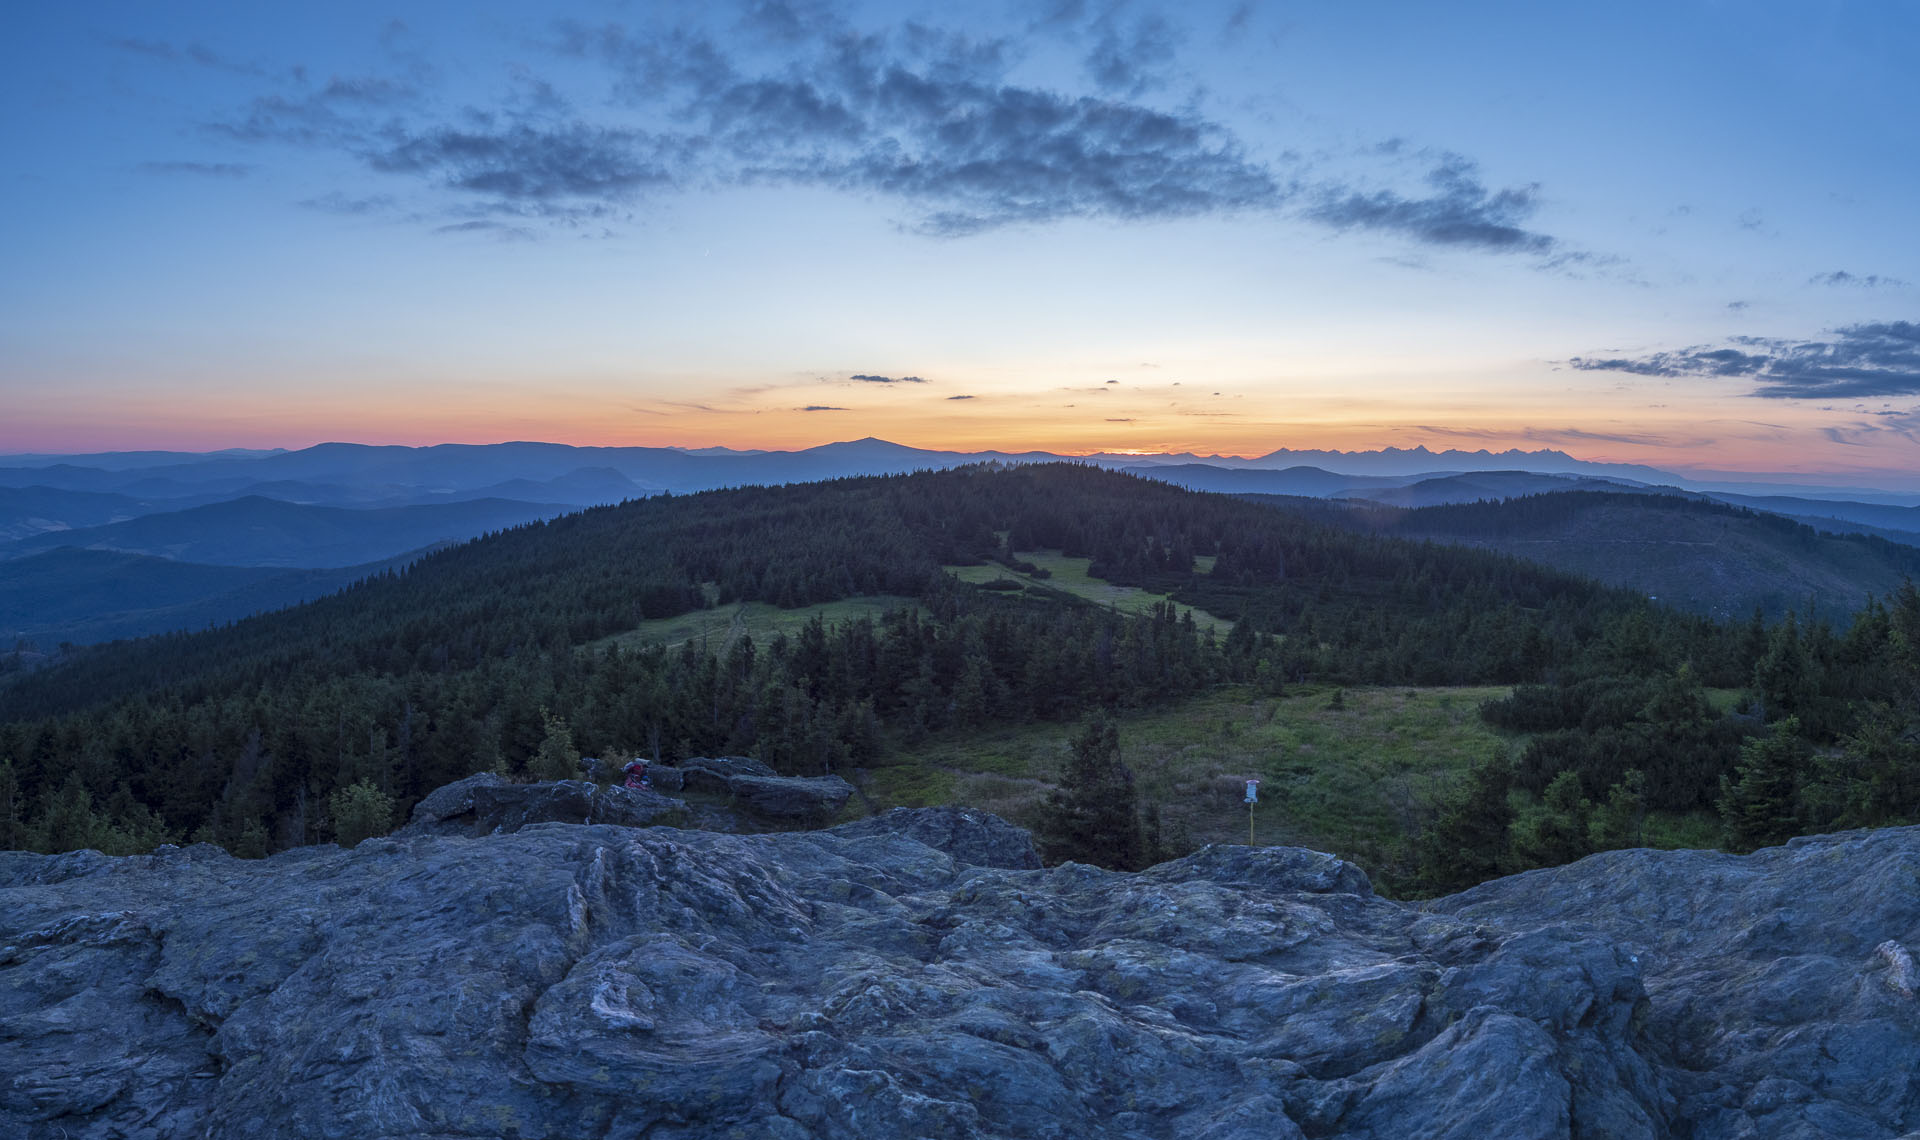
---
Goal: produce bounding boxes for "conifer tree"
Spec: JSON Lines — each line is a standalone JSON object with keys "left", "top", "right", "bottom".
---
{"left": 1036, "top": 715, "right": 1147, "bottom": 870}
{"left": 1511, "top": 770, "right": 1592, "bottom": 867}
{"left": 330, "top": 779, "right": 395, "bottom": 848}
{"left": 1719, "top": 717, "right": 1810, "bottom": 853}
{"left": 533, "top": 708, "right": 581, "bottom": 782}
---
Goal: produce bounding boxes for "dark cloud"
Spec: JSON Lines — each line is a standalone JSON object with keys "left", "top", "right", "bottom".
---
{"left": 108, "top": 35, "right": 263, "bottom": 76}
{"left": 203, "top": 7, "right": 1572, "bottom": 257}
{"left": 1105, "top": 417, "right": 1134, "bottom": 422}
{"left": 737, "top": 0, "right": 842, "bottom": 44}
{"left": 319, "top": 76, "right": 418, "bottom": 105}
{"left": 210, "top": 75, "right": 422, "bottom": 146}
{"left": 368, "top": 124, "right": 679, "bottom": 204}
{"left": 1304, "top": 153, "right": 1553, "bottom": 254}
{"left": 1810, "top": 270, "right": 1908, "bottom": 289}
{"left": 1523, "top": 426, "right": 1675, "bottom": 447}
{"left": 947, "top": 394, "right": 976, "bottom": 400}
{"left": 138, "top": 161, "right": 252, "bottom": 178}
{"left": 1571, "top": 321, "right": 1920, "bottom": 399}
{"left": 1727, "top": 300, "right": 1750, "bottom": 311}
{"left": 1084, "top": 14, "right": 1181, "bottom": 95}
{"left": 434, "top": 219, "right": 534, "bottom": 240}
{"left": 850, "top": 374, "right": 926, "bottom": 384}
{"left": 800, "top": 404, "right": 847, "bottom": 411}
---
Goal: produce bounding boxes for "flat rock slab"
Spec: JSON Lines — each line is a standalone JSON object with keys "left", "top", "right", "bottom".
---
{"left": 4, "top": 816, "right": 1920, "bottom": 1138}
{"left": 398, "top": 777, "right": 687, "bottom": 838}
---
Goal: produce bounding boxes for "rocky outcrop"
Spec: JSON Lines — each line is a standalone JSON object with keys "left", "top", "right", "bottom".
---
{"left": 830, "top": 805, "right": 1042, "bottom": 870}
{"left": 4, "top": 812, "right": 1920, "bottom": 1138}
{"left": 1430, "top": 826, "right": 1920, "bottom": 1140}
{"left": 653, "top": 756, "right": 855, "bottom": 821}
{"left": 398, "top": 775, "right": 687, "bottom": 837}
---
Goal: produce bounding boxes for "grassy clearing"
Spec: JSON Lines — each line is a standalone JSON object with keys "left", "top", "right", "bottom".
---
{"left": 945, "top": 549, "right": 1231, "bottom": 636}
{"left": 864, "top": 681, "right": 1734, "bottom": 890}
{"left": 867, "top": 683, "right": 1512, "bottom": 882}
{"left": 598, "top": 595, "right": 922, "bottom": 653}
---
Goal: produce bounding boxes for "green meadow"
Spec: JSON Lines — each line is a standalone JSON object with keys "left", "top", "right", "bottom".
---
{"left": 944, "top": 549, "right": 1231, "bottom": 635}
{"left": 866, "top": 683, "right": 1513, "bottom": 886}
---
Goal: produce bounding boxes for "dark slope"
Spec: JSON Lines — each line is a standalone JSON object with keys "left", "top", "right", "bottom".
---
{"left": 0, "top": 547, "right": 426, "bottom": 646}
{"left": 1364, "top": 491, "right": 1920, "bottom": 619}
{"left": 0, "top": 495, "right": 569, "bottom": 567}
{"left": 0, "top": 485, "right": 181, "bottom": 542}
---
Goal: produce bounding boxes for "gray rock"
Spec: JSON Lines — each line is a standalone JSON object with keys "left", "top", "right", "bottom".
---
{"left": 655, "top": 756, "right": 854, "bottom": 821}
{"left": 670, "top": 754, "right": 778, "bottom": 797}
{"left": 1431, "top": 827, "right": 1920, "bottom": 1140}
{"left": 398, "top": 777, "right": 686, "bottom": 837}
{"left": 10, "top": 812, "right": 1920, "bottom": 1138}
{"left": 729, "top": 772, "right": 854, "bottom": 819}
{"left": 831, "top": 806, "right": 1043, "bottom": 869}
{"left": 400, "top": 770, "right": 506, "bottom": 829}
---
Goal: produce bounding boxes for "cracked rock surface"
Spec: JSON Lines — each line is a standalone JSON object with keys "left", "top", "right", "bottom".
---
{"left": 2, "top": 810, "right": 1916, "bottom": 1138}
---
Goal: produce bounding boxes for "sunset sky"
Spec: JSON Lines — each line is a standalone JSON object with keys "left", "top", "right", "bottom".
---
{"left": 5, "top": 1, "right": 1918, "bottom": 483}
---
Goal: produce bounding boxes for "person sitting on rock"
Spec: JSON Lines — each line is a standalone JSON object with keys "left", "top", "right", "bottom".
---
{"left": 621, "top": 758, "right": 650, "bottom": 791}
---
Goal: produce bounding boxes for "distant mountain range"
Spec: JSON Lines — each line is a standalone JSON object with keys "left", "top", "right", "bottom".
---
{"left": 9, "top": 438, "right": 1916, "bottom": 504}
{"left": 6, "top": 439, "right": 1920, "bottom": 643}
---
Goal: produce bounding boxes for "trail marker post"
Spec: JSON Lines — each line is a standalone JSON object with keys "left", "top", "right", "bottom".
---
{"left": 1244, "top": 779, "right": 1261, "bottom": 846}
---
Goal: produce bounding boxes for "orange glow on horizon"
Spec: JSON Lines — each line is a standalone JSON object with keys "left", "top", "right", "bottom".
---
{"left": 8, "top": 369, "right": 1920, "bottom": 486}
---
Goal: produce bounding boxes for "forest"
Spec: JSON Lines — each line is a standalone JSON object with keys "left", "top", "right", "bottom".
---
{"left": 1, "top": 464, "right": 1915, "bottom": 896}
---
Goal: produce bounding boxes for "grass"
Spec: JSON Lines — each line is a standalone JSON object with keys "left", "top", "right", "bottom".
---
{"left": 866, "top": 683, "right": 1513, "bottom": 885}
{"left": 864, "top": 681, "right": 1737, "bottom": 893}
{"left": 597, "top": 595, "right": 922, "bottom": 653}
{"left": 945, "top": 549, "right": 1231, "bottom": 636}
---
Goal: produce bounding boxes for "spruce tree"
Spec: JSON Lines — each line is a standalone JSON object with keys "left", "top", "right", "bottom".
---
{"left": 1036, "top": 715, "right": 1147, "bottom": 870}
{"left": 1718, "top": 717, "right": 1809, "bottom": 853}
{"left": 1415, "top": 758, "right": 1515, "bottom": 893}
{"left": 533, "top": 708, "right": 581, "bottom": 782}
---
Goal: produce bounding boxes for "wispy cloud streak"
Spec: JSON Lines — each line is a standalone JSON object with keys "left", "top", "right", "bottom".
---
{"left": 1572, "top": 321, "right": 1920, "bottom": 398}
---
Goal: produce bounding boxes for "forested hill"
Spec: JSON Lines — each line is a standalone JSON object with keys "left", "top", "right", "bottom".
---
{"left": 0, "top": 464, "right": 1737, "bottom": 857}
{"left": 1361, "top": 490, "right": 1920, "bottom": 620}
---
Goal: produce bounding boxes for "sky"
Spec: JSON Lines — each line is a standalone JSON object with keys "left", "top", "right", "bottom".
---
{"left": 4, "top": 0, "right": 1919, "bottom": 484}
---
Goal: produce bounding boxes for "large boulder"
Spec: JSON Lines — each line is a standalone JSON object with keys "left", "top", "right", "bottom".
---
{"left": 665, "top": 754, "right": 778, "bottom": 797}
{"left": 654, "top": 756, "right": 854, "bottom": 822}
{"left": 399, "top": 777, "right": 686, "bottom": 837}
{"left": 830, "top": 805, "right": 1043, "bottom": 869}
{"left": 398, "top": 771, "right": 506, "bottom": 831}
{"left": 728, "top": 772, "right": 854, "bottom": 820}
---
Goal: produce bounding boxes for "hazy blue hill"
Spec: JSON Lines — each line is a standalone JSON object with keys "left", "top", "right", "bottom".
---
{"left": 0, "top": 547, "right": 416, "bottom": 645}
{"left": 0, "top": 448, "right": 282, "bottom": 471}
{"left": 455, "top": 466, "right": 656, "bottom": 506}
{"left": 0, "top": 495, "right": 569, "bottom": 568}
{"left": 1242, "top": 445, "right": 1678, "bottom": 482}
{"left": 1369, "top": 491, "right": 1920, "bottom": 619}
{"left": 1353, "top": 471, "right": 1656, "bottom": 507}
{"left": 1120, "top": 463, "right": 1413, "bottom": 497}
{"left": 0, "top": 464, "right": 156, "bottom": 493}
{"left": 0, "top": 486, "right": 179, "bottom": 541}
{"left": 1703, "top": 491, "right": 1920, "bottom": 545}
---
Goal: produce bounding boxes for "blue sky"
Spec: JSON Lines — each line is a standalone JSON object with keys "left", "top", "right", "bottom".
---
{"left": 4, "top": 1, "right": 1918, "bottom": 484}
